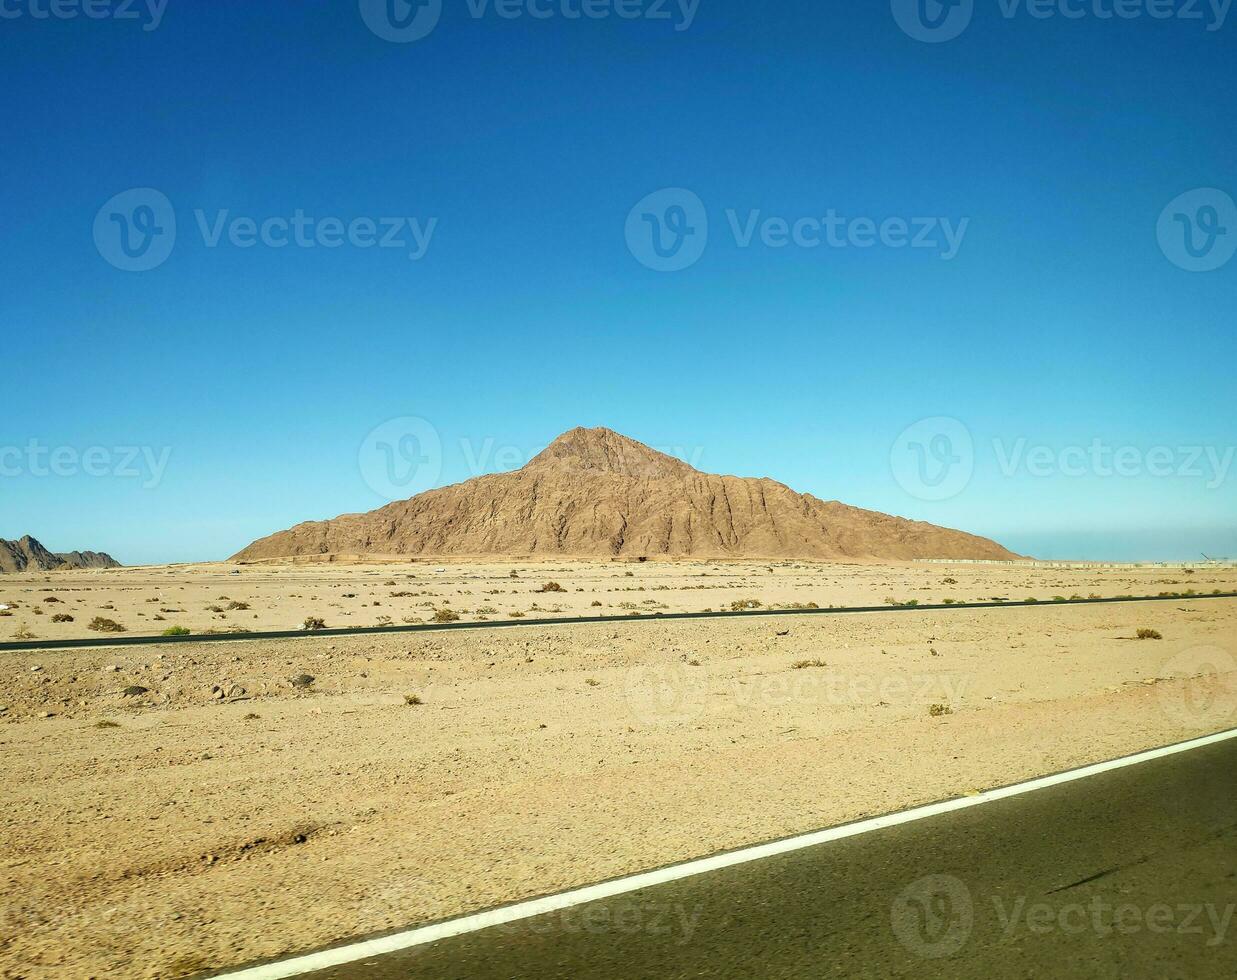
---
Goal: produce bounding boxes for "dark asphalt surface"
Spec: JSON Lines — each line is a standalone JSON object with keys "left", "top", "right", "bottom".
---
{"left": 291, "top": 737, "right": 1237, "bottom": 980}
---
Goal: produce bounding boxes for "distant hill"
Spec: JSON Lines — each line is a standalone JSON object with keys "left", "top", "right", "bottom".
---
{"left": 55, "top": 550, "right": 123, "bottom": 570}
{"left": 0, "top": 536, "right": 121, "bottom": 573}
{"left": 234, "top": 426, "right": 1018, "bottom": 562}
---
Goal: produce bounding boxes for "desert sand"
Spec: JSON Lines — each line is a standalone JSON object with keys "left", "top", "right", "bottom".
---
{"left": 1, "top": 561, "right": 1234, "bottom": 978}
{"left": 2, "top": 558, "right": 1233, "bottom": 642}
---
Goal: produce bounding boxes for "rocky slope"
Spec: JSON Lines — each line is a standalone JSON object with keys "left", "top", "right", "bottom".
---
{"left": 234, "top": 427, "right": 1017, "bottom": 562}
{"left": 0, "top": 536, "right": 121, "bottom": 573}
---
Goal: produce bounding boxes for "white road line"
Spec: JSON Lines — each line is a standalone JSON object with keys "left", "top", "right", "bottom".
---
{"left": 216, "top": 727, "right": 1237, "bottom": 979}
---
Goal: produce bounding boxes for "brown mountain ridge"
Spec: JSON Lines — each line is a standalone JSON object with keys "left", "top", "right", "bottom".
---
{"left": 234, "top": 427, "right": 1017, "bottom": 562}
{"left": 0, "top": 535, "right": 122, "bottom": 573}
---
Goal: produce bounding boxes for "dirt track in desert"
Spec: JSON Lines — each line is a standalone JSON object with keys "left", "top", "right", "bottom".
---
{"left": 1, "top": 561, "right": 1235, "bottom": 978}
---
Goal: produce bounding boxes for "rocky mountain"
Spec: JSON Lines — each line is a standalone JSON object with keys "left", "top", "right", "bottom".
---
{"left": 234, "top": 427, "right": 1017, "bottom": 563}
{"left": 55, "top": 550, "right": 123, "bottom": 570}
{"left": 0, "top": 536, "right": 121, "bottom": 573}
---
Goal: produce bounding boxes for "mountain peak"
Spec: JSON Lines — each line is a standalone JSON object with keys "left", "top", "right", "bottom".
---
{"left": 526, "top": 427, "right": 695, "bottom": 479}
{"left": 233, "top": 425, "right": 1019, "bottom": 562}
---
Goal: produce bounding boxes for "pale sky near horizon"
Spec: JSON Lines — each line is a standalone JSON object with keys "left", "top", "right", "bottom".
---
{"left": 2, "top": 1, "right": 1234, "bottom": 565}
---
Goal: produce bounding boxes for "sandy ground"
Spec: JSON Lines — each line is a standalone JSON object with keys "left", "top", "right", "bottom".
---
{"left": 1, "top": 559, "right": 1234, "bottom": 641}
{"left": 1, "top": 582, "right": 1235, "bottom": 978}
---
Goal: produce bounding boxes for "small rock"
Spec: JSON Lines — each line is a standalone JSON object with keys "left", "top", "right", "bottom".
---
{"left": 39, "top": 711, "right": 55, "bottom": 719}
{"left": 289, "top": 674, "right": 315, "bottom": 689}
{"left": 30, "top": 665, "right": 43, "bottom": 673}
{"left": 122, "top": 685, "right": 151, "bottom": 697}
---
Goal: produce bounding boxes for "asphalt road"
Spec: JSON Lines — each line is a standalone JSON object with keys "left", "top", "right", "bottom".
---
{"left": 5, "top": 591, "right": 1235, "bottom": 652}
{"left": 267, "top": 736, "right": 1237, "bottom": 980}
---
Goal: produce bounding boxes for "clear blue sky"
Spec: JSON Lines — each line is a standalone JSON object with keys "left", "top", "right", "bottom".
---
{"left": 2, "top": 0, "right": 1234, "bottom": 564}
